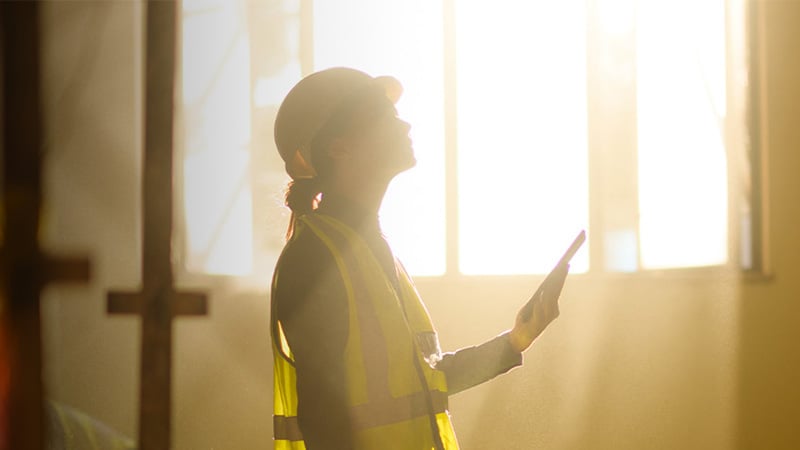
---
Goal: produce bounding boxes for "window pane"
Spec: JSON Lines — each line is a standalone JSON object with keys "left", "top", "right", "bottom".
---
{"left": 249, "top": 0, "right": 303, "bottom": 285}
{"left": 637, "top": 0, "right": 728, "bottom": 269}
{"left": 181, "top": 0, "right": 254, "bottom": 275}
{"left": 313, "top": 0, "right": 446, "bottom": 275}
{"left": 456, "top": 0, "right": 590, "bottom": 275}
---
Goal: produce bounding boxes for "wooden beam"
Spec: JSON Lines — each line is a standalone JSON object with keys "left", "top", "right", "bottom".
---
{"left": 1, "top": 3, "right": 90, "bottom": 450}
{"left": 106, "top": 2, "right": 208, "bottom": 449}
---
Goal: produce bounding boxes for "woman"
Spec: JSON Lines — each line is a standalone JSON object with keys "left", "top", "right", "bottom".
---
{"left": 270, "top": 67, "right": 569, "bottom": 450}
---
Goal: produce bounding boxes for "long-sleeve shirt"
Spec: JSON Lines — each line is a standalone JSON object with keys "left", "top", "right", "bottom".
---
{"left": 273, "top": 195, "right": 522, "bottom": 449}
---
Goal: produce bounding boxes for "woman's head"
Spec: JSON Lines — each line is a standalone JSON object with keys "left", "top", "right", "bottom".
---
{"left": 311, "top": 85, "right": 415, "bottom": 184}
{"left": 274, "top": 67, "right": 411, "bottom": 236}
{"left": 274, "top": 67, "right": 404, "bottom": 181}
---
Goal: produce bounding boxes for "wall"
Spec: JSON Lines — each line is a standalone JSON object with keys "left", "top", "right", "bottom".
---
{"left": 737, "top": 1, "right": 800, "bottom": 449}
{"left": 40, "top": 0, "right": 143, "bottom": 438}
{"left": 38, "top": 1, "right": 799, "bottom": 449}
{"left": 418, "top": 270, "right": 739, "bottom": 449}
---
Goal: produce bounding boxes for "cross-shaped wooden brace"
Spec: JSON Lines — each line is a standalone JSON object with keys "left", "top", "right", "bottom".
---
{"left": 106, "top": 2, "right": 207, "bottom": 449}
{"left": 1, "top": 3, "right": 91, "bottom": 450}
{"left": 107, "top": 285, "right": 207, "bottom": 450}
{"left": 1, "top": 253, "right": 91, "bottom": 450}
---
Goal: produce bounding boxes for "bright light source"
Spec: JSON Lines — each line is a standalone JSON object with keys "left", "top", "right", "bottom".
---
{"left": 184, "top": 150, "right": 253, "bottom": 275}
{"left": 455, "top": 0, "right": 590, "bottom": 275}
{"left": 598, "top": 0, "right": 636, "bottom": 36}
{"left": 637, "top": 0, "right": 728, "bottom": 269}
{"left": 181, "top": 0, "right": 255, "bottom": 276}
{"left": 253, "top": 62, "right": 302, "bottom": 108}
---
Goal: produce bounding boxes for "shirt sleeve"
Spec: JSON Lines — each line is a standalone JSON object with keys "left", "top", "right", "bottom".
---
{"left": 435, "top": 331, "right": 523, "bottom": 395}
{"left": 273, "top": 234, "right": 355, "bottom": 450}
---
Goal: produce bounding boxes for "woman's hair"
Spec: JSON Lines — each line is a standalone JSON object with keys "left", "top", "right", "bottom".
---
{"left": 282, "top": 117, "right": 339, "bottom": 240}
{"left": 283, "top": 177, "right": 321, "bottom": 240}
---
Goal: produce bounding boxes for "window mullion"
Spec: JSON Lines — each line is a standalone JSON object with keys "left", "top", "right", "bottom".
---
{"left": 742, "top": 0, "right": 768, "bottom": 274}
{"left": 586, "top": 0, "right": 640, "bottom": 273}
{"left": 443, "top": 0, "right": 459, "bottom": 276}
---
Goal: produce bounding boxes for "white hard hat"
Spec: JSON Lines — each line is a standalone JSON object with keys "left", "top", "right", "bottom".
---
{"left": 273, "top": 67, "right": 403, "bottom": 179}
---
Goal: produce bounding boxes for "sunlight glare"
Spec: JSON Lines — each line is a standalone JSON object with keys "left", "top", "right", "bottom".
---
{"left": 597, "top": 0, "right": 636, "bottom": 36}
{"left": 456, "top": 0, "right": 590, "bottom": 275}
{"left": 184, "top": 149, "right": 254, "bottom": 275}
{"left": 182, "top": 0, "right": 254, "bottom": 275}
{"left": 637, "top": 0, "right": 728, "bottom": 269}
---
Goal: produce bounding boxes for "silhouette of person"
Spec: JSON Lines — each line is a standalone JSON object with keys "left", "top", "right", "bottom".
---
{"left": 270, "top": 67, "right": 569, "bottom": 450}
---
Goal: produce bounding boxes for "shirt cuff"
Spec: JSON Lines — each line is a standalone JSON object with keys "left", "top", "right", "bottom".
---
{"left": 498, "top": 330, "right": 524, "bottom": 369}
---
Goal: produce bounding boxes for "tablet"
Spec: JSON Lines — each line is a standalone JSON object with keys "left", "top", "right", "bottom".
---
{"left": 554, "top": 229, "right": 586, "bottom": 271}
{"left": 519, "top": 230, "right": 585, "bottom": 321}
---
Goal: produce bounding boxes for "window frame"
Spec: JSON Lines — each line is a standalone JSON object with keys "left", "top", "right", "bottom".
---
{"left": 176, "top": 0, "right": 767, "bottom": 286}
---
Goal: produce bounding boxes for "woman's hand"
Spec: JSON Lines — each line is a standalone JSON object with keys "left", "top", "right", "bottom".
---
{"left": 508, "top": 264, "right": 570, "bottom": 353}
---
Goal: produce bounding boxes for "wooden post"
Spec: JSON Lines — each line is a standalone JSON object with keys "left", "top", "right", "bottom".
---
{"left": 1, "top": 2, "right": 90, "bottom": 450}
{"left": 107, "top": 2, "right": 207, "bottom": 449}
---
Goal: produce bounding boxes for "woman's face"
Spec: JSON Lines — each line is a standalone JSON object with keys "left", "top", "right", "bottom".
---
{"left": 339, "top": 93, "right": 416, "bottom": 181}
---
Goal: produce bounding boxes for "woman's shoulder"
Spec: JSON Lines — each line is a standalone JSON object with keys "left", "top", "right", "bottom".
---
{"left": 273, "top": 218, "right": 348, "bottom": 325}
{"left": 278, "top": 224, "right": 332, "bottom": 273}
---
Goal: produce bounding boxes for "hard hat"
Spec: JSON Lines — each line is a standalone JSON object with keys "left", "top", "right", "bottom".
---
{"left": 273, "top": 67, "right": 403, "bottom": 180}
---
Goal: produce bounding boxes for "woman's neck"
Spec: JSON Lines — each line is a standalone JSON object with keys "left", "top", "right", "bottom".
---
{"left": 326, "top": 174, "right": 390, "bottom": 217}
{"left": 318, "top": 183, "right": 387, "bottom": 234}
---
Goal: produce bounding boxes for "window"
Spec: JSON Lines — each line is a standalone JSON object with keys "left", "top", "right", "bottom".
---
{"left": 179, "top": 0, "right": 254, "bottom": 276}
{"left": 179, "top": 0, "right": 754, "bottom": 283}
{"left": 453, "top": 1, "right": 589, "bottom": 275}
{"left": 635, "top": 0, "right": 729, "bottom": 270}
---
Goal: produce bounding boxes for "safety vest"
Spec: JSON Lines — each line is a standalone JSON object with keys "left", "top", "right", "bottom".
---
{"left": 271, "top": 213, "right": 459, "bottom": 450}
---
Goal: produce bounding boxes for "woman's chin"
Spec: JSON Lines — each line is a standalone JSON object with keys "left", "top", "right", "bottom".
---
{"left": 397, "top": 154, "right": 417, "bottom": 174}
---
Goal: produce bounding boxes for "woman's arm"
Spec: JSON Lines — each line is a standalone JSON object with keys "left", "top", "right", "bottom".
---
{"left": 274, "top": 236, "right": 354, "bottom": 449}
{"left": 435, "top": 331, "right": 522, "bottom": 395}
{"left": 436, "top": 264, "right": 570, "bottom": 395}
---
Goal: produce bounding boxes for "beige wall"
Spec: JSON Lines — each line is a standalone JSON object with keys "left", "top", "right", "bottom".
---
{"left": 737, "top": 1, "right": 800, "bottom": 449}
{"left": 418, "top": 267, "right": 741, "bottom": 449}
{"left": 40, "top": 0, "right": 143, "bottom": 439}
{"left": 39, "top": 1, "right": 799, "bottom": 449}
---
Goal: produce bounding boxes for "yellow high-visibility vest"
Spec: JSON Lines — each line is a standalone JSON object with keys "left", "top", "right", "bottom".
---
{"left": 271, "top": 213, "right": 459, "bottom": 450}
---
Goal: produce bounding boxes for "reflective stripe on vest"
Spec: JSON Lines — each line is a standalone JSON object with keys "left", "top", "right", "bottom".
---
{"left": 271, "top": 213, "right": 459, "bottom": 449}
{"left": 273, "top": 389, "right": 449, "bottom": 440}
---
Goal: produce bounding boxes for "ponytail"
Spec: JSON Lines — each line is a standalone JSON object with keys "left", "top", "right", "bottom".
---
{"left": 284, "top": 177, "right": 322, "bottom": 240}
